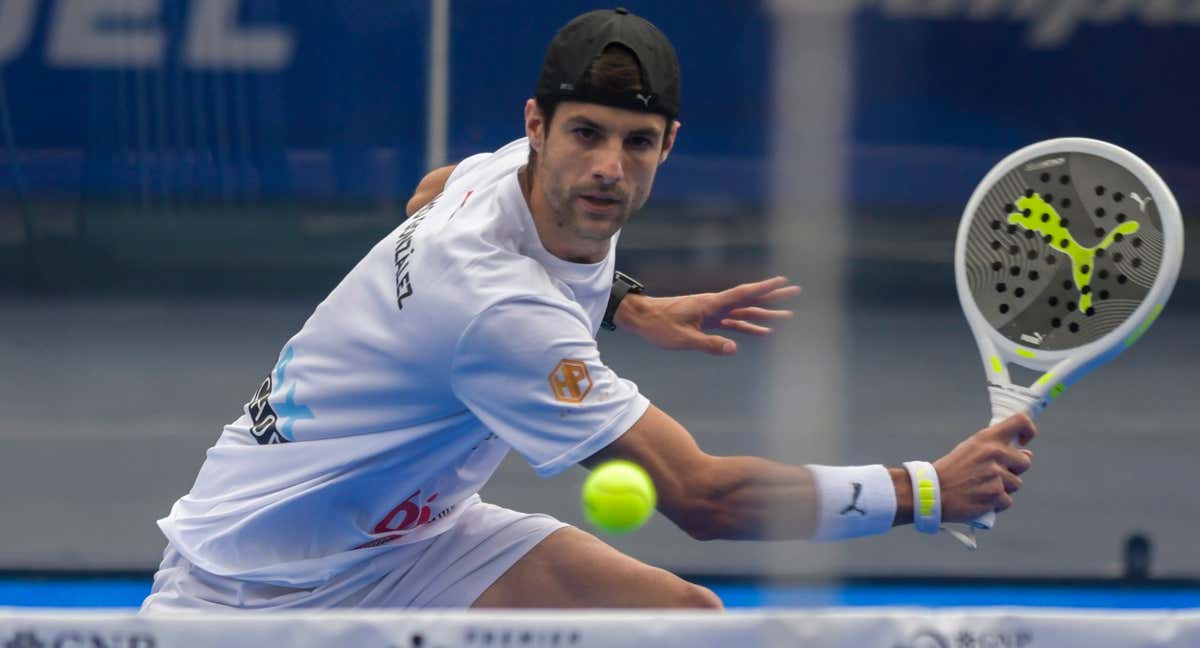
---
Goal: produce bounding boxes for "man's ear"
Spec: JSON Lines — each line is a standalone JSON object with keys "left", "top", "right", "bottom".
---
{"left": 525, "top": 99, "right": 545, "bottom": 153}
{"left": 659, "top": 120, "right": 681, "bottom": 164}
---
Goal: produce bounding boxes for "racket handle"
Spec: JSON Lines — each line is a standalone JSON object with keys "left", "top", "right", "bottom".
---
{"left": 956, "top": 384, "right": 1042, "bottom": 546}
{"left": 986, "top": 384, "right": 1045, "bottom": 427}
{"left": 971, "top": 510, "right": 998, "bottom": 530}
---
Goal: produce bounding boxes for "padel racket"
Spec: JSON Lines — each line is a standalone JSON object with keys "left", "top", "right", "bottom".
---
{"left": 953, "top": 138, "right": 1183, "bottom": 549}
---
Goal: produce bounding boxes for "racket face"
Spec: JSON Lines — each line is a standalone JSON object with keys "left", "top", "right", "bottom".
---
{"left": 957, "top": 139, "right": 1180, "bottom": 362}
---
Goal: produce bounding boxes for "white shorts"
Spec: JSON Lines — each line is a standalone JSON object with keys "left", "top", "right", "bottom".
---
{"left": 140, "top": 497, "right": 566, "bottom": 612}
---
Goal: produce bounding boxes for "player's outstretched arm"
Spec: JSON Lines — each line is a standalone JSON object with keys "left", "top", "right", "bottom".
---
{"left": 612, "top": 276, "right": 801, "bottom": 356}
{"left": 586, "top": 406, "right": 1034, "bottom": 541}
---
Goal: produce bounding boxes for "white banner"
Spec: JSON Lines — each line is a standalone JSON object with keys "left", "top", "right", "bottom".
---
{"left": 2, "top": 607, "right": 1200, "bottom": 647}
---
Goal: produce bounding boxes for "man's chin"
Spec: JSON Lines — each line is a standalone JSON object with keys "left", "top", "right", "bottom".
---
{"left": 575, "top": 223, "right": 623, "bottom": 241}
{"left": 570, "top": 214, "right": 626, "bottom": 240}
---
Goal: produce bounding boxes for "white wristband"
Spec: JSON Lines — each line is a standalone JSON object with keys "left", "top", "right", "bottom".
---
{"left": 805, "top": 464, "right": 896, "bottom": 542}
{"left": 902, "top": 461, "right": 941, "bottom": 535}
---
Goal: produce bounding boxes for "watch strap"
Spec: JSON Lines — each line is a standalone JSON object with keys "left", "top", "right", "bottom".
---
{"left": 602, "top": 271, "right": 645, "bottom": 331}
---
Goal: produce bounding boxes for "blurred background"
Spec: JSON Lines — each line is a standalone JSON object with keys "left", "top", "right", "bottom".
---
{"left": 1, "top": 0, "right": 1197, "bottom": 587}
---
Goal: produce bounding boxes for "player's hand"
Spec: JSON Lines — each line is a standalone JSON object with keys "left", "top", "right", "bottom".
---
{"left": 614, "top": 276, "right": 801, "bottom": 355}
{"left": 934, "top": 414, "right": 1036, "bottom": 523}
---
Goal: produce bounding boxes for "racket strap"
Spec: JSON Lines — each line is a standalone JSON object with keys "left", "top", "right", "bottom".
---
{"left": 942, "top": 526, "right": 980, "bottom": 551}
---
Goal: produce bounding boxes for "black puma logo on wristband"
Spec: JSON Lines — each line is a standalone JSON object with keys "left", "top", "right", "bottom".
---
{"left": 840, "top": 482, "right": 867, "bottom": 516}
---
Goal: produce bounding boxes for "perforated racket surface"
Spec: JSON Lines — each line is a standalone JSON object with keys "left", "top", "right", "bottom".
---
{"left": 953, "top": 138, "right": 1183, "bottom": 549}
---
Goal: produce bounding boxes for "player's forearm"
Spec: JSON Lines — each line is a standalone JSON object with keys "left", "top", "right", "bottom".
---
{"left": 611, "top": 291, "right": 650, "bottom": 330}
{"left": 679, "top": 456, "right": 913, "bottom": 541}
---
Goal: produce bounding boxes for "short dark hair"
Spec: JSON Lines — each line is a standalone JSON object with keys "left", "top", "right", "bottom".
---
{"left": 529, "top": 45, "right": 665, "bottom": 169}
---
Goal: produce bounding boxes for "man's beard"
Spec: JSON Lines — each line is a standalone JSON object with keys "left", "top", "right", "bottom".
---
{"left": 546, "top": 183, "right": 633, "bottom": 241}
{"left": 556, "top": 200, "right": 629, "bottom": 240}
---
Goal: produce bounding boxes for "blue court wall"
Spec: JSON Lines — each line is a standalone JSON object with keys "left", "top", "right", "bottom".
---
{"left": 2, "top": 1, "right": 1198, "bottom": 290}
{"left": 0, "top": 1, "right": 430, "bottom": 201}
{"left": 4, "top": 2, "right": 1196, "bottom": 203}
{"left": 850, "top": 6, "right": 1200, "bottom": 208}
{"left": 0, "top": 0, "right": 770, "bottom": 204}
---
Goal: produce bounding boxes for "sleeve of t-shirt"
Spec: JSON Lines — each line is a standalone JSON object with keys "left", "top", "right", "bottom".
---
{"left": 446, "top": 138, "right": 528, "bottom": 188}
{"left": 450, "top": 297, "right": 650, "bottom": 477}
{"left": 445, "top": 151, "right": 490, "bottom": 186}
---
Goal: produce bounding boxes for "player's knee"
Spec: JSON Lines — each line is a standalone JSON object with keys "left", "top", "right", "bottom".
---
{"left": 677, "top": 583, "right": 723, "bottom": 610}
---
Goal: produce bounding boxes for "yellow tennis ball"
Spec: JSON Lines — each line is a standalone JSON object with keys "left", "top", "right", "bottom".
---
{"left": 581, "top": 460, "right": 656, "bottom": 534}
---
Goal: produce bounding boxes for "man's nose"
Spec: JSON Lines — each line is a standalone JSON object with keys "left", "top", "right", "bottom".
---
{"left": 592, "top": 142, "right": 623, "bottom": 184}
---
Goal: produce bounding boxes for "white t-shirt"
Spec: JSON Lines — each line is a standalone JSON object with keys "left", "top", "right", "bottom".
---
{"left": 159, "top": 138, "right": 650, "bottom": 587}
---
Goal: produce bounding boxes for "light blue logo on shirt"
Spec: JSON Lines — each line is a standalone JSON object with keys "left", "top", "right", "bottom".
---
{"left": 272, "top": 347, "right": 314, "bottom": 441}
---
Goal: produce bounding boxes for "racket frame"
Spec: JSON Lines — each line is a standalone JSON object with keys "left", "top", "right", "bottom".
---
{"left": 949, "top": 138, "right": 1183, "bottom": 545}
{"left": 955, "top": 138, "right": 1183, "bottom": 407}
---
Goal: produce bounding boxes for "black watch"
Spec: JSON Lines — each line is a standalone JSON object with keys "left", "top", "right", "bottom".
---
{"left": 602, "top": 271, "right": 645, "bottom": 331}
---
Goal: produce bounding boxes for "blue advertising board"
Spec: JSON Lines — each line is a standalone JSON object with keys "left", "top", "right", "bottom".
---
{"left": 1, "top": 0, "right": 429, "bottom": 200}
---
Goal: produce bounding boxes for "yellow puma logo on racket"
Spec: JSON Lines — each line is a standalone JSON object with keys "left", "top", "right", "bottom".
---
{"left": 1007, "top": 194, "right": 1139, "bottom": 312}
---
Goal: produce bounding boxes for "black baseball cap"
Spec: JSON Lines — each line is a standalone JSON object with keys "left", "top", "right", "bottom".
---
{"left": 535, "top": 8, "right": 681, "bottom": 119}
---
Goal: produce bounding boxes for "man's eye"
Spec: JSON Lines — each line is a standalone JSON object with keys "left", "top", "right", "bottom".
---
{"left": 574, "top": 128, "right": 598, "bottom": 141}
{"left": 628, "top": 136, "right": 654, "bottom": 149}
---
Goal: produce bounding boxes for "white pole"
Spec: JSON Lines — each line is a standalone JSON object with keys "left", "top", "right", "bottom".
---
{"left": 425, "top": 0, "right": 450, "bottom": 171}
{"left": 764, "top": 0, "right": 854, "bottom": 580}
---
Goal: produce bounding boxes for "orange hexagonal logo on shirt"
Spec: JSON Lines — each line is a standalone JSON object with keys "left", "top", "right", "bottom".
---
{"left": 549, "top": 359, "right": 592, "bottom": 404}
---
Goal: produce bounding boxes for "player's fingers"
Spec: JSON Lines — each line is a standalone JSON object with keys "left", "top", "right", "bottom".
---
{"left": 982, "top": 413, "right": 1036, "bottom": 446}
{"left": 715, "top": 276, "right": 793, "bottom": 308}
{"left": 1013, "top": 415, "right": 1037, "bottom": 446}
{"left": 725, "top": 306, "right": 794, "bottom": 322}
{"left": 756, "top": 285, "right": 802, "bottom": 304}
{"left": 992, "top": 490, "right": 1015, "bottom": 513}
{"left": 1003, "top": 447, "right": 1033, "bottom": 475}
{"left": 1001, "top": 469, "right": 1023, "bottom": 495}
{"left": 719, "top": 319, "right": 772, "bottom": 336}
{"left": 688, "top": 332, "right": 737, "bottom": 356}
